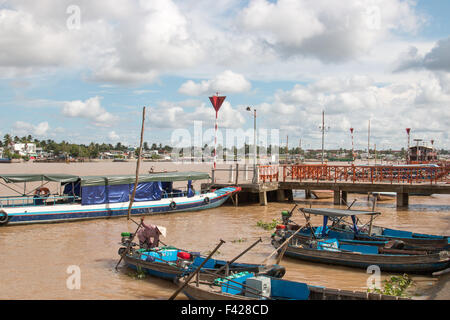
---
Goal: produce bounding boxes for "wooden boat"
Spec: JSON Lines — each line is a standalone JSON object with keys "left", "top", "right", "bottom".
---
{"left": 311, "top": 190, "right": 333, "bottom": 199}
{"left": 119, "top": 242, "right": 286, "bottom": 281}
{"left": 177, "top": 272, "right": 409, "bottom": 300}
{"left": 278, "top": 207, "right": 449, "bottom": 251}
{"left": 370, "top": 192, "right": 396, "bottom": 201}
{"left": 271, "top": 234, "right": 450, "bottom": 274}
{"left": 0, "top": 172, "right": 240, "bottom": 226}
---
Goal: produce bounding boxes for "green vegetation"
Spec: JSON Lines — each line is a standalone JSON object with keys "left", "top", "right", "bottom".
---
{"left": 368, "top": 274, "right": 414, "bottom": 297}
{"left": 1, "top": 134, "right": 172, "bottom": 159}
{"left": 231, "top": 238, "right": 247, "bottom": 243}
{"left": 256, "top": 219, "right": 280, "bottom": 230}
{"left": 127, "top": 266, "right": 146, "bottom": 280}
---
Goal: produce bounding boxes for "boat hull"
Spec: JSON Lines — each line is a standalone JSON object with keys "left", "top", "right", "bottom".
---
{"left": 1, "top": 187, "right": 240, "bottom": 226}
{"left": 178, "top": 277, "right": 408, "bottom": 300}
{"left": 123, "top": 252, "right": 282, "bottom": 282}
{"left": 282, "top": 245, "right": 450, "bottom": 274}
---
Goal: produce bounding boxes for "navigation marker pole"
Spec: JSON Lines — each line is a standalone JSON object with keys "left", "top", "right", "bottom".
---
{"left": 209, "top": 93, "right": 226, "bottom": 182}
{"left": 128, "top": 106, "right": 146, "bottom": 220}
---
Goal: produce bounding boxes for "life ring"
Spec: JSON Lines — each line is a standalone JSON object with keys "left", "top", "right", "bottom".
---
{"left": 0, "top": 210, "right": 8, "bottom": 225}
{"left": 169, "top": 201, "right": 177, "bottom": 210}
{"left": 203, "top": 197, "right": 210, "bottom": 204}
{"left": 34, "top": 187, "right": 50, "bottom": 198}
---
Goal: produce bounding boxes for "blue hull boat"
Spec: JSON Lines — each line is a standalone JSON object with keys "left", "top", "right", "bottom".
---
{"left": 121, "top": 246, "right": 285, "bottom": 281}
{"left": 0, "top": 172, "right": 240, "bottom": 226}
{"left": 271, "top": 235, "right": 450, "bottom": 274}
{"left": 279, "top": 207, "right": 449, "bottom": 251}
{"left": 178, "top": 272, "right": 409, "bottom": 300}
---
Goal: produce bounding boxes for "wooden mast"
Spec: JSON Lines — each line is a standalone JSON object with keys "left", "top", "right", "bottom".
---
{"left": 128, "top": 106, "right": 146, "bottom": 220}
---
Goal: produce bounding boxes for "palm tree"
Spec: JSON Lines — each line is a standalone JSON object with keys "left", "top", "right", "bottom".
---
{"left": 3, "top": 134, "right": 12, "bottom": 147}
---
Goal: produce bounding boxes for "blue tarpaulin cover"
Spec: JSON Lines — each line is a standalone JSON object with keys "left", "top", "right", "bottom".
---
{"left": 130, "top": 182, "right": 163, "bottom": 202}
{"left": 81, "top": 182, "right": 163, "bottom": 205}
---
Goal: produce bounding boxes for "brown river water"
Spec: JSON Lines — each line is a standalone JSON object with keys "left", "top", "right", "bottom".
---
{"left": 0, "top": 161, "right": 449, "bottom": 299}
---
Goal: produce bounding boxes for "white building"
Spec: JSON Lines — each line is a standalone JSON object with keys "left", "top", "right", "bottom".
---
{"left": 12, "top": 143, "right": 37, "bottom": 156}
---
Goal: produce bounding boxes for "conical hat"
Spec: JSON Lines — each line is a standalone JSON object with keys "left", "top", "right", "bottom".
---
{"left": 156, "top": 225, "right": 167, "bottom": 238}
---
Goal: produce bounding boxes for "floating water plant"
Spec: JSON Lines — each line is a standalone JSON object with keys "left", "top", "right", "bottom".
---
{"left": 368, "top": 274, "right": 413, "bottom": 297}
{"left": 256, "top": 219, "right": 280, "bottom": 230}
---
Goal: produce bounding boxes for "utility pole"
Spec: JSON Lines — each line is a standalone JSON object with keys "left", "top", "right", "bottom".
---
{"left": 367, "top": 120, "right": 370, "bottom": 165}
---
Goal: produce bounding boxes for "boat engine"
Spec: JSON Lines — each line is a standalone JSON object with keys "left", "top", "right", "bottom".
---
{"left": 120, "top": 232, "right": 137, "bottom": 247}
{"left": 281, "top": 210, "right": 292, "bottom": 225}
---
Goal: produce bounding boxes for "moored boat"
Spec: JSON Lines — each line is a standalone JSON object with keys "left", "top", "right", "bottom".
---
{"left": 278, "top": 207, "right": 449, "bottom": 251}
{"left": 0, "top": 172, "right": 240, "bottom": 226}
{"left": 271, "top": 234, "right": 450, "bottom": 274}
{"left": 118, "top": 233, "right": 285, "bottom": 281}
{"left": 177, "top": 272, "right": 410, "bottom": 300}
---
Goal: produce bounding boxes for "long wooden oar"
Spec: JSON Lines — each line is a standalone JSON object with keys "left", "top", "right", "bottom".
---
{"left": 115, "top": 220, "right": 143, "bottom": 270}
{"left": 261, "top": 226, "right": 304, "bottom": 265}
{"left": 169, "top": 239, "right": 226, "bottom": 300}
{"left": 212, "top": 238, "right": 262, "bottom": 276}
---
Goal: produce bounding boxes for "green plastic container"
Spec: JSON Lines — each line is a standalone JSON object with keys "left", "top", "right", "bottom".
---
{"left": 121, "top": 232, "right": 131, "bottom": 237}
{"left": 281, "top": 210, "right": 290, "bottom": 216}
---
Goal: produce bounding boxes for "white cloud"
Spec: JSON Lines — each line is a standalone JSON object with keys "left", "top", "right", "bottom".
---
{"left": 108, "top": 131, "right": 120, "bottom": 141}
{"left": 179, "top": 70, "right": 252, "bottom": 96}
{"left": 13, "top": 121, "right": 50, "bottom": 137}
{"left": 252, "top": 73, "right": 450, "bottom": 149}
{"left": 395, "top": 37, "right": 450, "bottom": 72}
{"left": 148, "top": 100, "right": 246, "bottom": 129}
{"left": 0, "top": 0, "right": 426, "bottom": 83}
{"left": 62, "top": 96, "right": 118, "bottom": 126}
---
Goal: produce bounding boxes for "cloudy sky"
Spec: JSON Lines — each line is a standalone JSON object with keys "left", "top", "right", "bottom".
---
{"left": 1, "top": 0, "right": 449, "bottom": 151}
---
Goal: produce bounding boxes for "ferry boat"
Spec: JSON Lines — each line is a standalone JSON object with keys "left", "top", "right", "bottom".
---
{"left": 0, "top": 172, "right": 240, "bottom": 226}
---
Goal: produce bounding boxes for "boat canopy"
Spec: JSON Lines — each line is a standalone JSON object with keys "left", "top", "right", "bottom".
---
{"left": 301, "top": 208, "right": 381, "bottom": 217}
{"left": 0, "top": 172, "right": 210, "bottom": 186}
{"left": 79, "top": 172, "right": 210, "bottom": 186}
{"left": 0, "top": 174, "right": 79, "bottom": 184}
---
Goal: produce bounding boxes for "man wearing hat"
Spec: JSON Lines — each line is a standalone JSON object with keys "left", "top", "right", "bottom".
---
{"left": 137, "top": 217, "right": 165, "bottom": 249}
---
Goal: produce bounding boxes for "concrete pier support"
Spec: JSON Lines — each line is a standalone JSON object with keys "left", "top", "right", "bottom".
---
{"left": 276, "top": 189, "right": 286, "bottom": 202}
{"left": 341, "top": 191, "right": 348, "bottom": 205}
{"left": 285, "top": 189, "right": 294, "bottom": 202}
{"left": 259, "top": 191, "right": 268, "bottom": 206}
{"left": 397, "top": 193, "right": 409, "bottom": 207}
{"left": 333, "top": 190, "right": 341, "bottom": 205}
{"left": 305, "top": 189, "right": 312, "bottom": 199}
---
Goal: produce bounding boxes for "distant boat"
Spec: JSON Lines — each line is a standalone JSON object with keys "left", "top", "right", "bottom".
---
{"left": 311, "top": 190, "right": 333, "bottom": 199}
{"left": 113, "top": 158, "right": 128, "bottom": 162}
{"left": 370, "top": 192, "right": 396, "bottom": 201}
{"left": 0, "top": 172, "right": 240, "bottom": 226}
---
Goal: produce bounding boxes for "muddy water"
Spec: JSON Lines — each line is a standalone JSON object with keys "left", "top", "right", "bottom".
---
{"left": 0, "top": 162, "right": 449, "bottom": 299}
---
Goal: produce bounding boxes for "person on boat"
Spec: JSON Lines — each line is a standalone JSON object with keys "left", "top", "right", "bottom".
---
{"left": 137, "top": 217, "right": 162, "bottom": 249}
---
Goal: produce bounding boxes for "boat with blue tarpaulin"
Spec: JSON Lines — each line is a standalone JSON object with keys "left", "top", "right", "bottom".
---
{"left": 0, "top": 172, "right": 240, "bottom": 226}
{"left": 277, "top": 206, "right": 449, "bottom": 251}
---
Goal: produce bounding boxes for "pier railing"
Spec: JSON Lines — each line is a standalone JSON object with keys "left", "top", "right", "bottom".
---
{"left": 210, "top": 162, "right": 450, "bottom": 185}
{"left": 280, "top": 163, "right": 450, "bottom": 184}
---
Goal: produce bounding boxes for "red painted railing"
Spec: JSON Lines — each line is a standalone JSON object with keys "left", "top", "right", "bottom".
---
{"left": 258, "top": 165, "right": 279, "bottom": 183}
{"left": 275, "top": 163, "right": 450, "bottom": 184}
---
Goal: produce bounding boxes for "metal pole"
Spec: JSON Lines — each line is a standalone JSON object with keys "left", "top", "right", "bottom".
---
{"left": 368, "top": 120, "right": 370, "bottom": 165}
{"left": 252, "top": 109, "right": 257, "bottom": 183}
{"left": 214, "top": 110, "right": 218, "bottom": 175}
{"left": 321, "top": 110, "right": 324, "bottom": 165}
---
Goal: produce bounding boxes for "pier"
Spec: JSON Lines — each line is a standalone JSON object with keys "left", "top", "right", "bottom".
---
{"left": 202, "top": 163, "right": 450, "bottom": 208}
